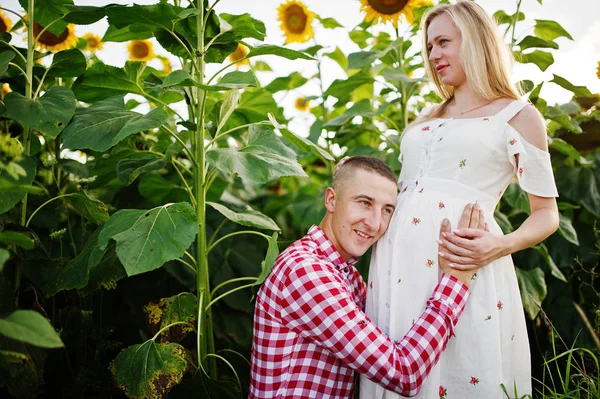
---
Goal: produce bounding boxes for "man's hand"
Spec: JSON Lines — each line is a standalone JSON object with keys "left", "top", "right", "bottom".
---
{"left": 438, "top": 203, "right": 487, "bottom": 286}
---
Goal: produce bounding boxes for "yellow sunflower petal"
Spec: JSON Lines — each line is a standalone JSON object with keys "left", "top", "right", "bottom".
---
{"left": 295, "top": 97, "right": 311, "bottom": 112}
{"left": 360, "top": 0, "right": 429, "bottom": 27}
{"left": 228, "top": 44, "right": 249, "bottom": 68}
{"left": 83, "top": 32, "right": 103, "bottom": 52}
{"left": 33, "top": 22, "right": 78, "bottom": 52}
{"left": 277, "top": 0, "right": 315, "bottom": 44}
{"left": 597, "top": 61, "right": 600, "bottom": 79}
{"left": 1, "top": 83, "right": 12, "bottom": 100}
{"left": 127, "top": 40, "right": 155, "bottom": 62}
{"left": 0, "top": 10, "right": 13, "bottom": 33}
{"left": 160, "top": 57, "right": 172, "bottom": 75}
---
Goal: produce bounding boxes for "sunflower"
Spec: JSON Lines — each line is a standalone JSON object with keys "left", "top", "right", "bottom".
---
{"left": 597, "top": 61, "right": 600, "bottom": 79}
{"left": 360, "top": 0, "right": 431, "bottom": 26}
{"left": 127, "top": 40, "right": 155, "bottom": 62}
{"left": 277, "top": 0, "right": 315, "bottom": 44}
{"left": 159, "top": 57, "right": 172, "bottom": 75}
{"left": 33, "top": 22, "right": 78, "bottom": 52}
{"left": 295, "top": 97, "right": 311, "bottom": 112}
{"left": 0, "top": 10, "right": 12, "bottom": 33}
{"left": 82, "top": 32, "right": 103, "bottom": 52}
{"left": 228, "top": 44, "right": 249, "bottom": 67}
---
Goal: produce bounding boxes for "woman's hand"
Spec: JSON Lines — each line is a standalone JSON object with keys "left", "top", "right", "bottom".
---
{"left": 438, "top": 203, "right": 488, "bottom": 284}
{"left": 438, "top": 203, "right": 508, "bottom": 271}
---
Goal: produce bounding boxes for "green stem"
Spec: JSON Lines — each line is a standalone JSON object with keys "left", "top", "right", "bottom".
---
{"left": 207, "top": 230, "right": 271, "bottom": 254}
{"left": 207, "top": 218, "right": 228, "bottom": 248}
{"left": 175, "top": 257, "right": 197, "bottom": 274}
{"left": 7, "top": 63, "right": 30, "bottom": 83}
{"left": 204, "top": 121, "right": 271, "bottom": 150}
{"left": 25, "top": 193, "right": 73, "bottom": 227}
{"left": 205, "top": 283, "right": 256, "bottom": 311}
{"left": 184, "top": 250, "right": 197, "bottom": 265}
{"left": 152, "top": 321, "right": 192, "bottom": 341}
{"left": 210, "top": 277, "right": 257, "bottom": 297}
{"left": 162, "top": 125, "right": 197, "bottom": 164}
{"left": 194, "top": 0, "right": 216, "bottom": 378}
{"left": 171, "top": 158, "right": 197, "bottom": 207}
{"left": 510, "top": 0, "right": 523, "bottom": 47}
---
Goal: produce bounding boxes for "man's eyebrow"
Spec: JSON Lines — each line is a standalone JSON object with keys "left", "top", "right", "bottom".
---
{"left": 353, "top": 194, "right": 396, "bottom": 210}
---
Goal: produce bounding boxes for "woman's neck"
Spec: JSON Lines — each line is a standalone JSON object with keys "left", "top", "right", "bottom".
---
{"left": 450, "top": 85, "right": 489, "bottom": 110}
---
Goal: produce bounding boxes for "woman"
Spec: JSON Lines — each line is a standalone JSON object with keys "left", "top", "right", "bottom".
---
{"left": 360, "top": 2, "right": 559, "bottom": 398}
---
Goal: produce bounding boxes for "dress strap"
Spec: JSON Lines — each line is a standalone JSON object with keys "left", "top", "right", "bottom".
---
{"left": 494, "top": 100, "right": 530, "bottom": 123}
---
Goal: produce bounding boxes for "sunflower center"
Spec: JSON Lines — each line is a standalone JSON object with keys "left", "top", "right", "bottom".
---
{"left": 88, "top": 38, "right": 98, "bottom": 47}
{"left": 367, "top": 0, "right": 409, "bottom": 15}
{"left": 33, "top": 22, "right": 70, "bottom": 46}
{"left": 0, "top": 18, "right": 6, "bottom": 33}
{"left": 132, "top": 42, "right": 150, "bottom": 58}
{"left": 285, "top": 5, "right": 307, "bottom": 34}
{"left": 231, "top": 46, "right": 245, "bottom": 61}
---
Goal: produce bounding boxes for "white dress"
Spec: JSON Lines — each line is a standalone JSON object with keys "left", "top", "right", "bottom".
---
{"left": 360, "top": 100, "right": 558, "bottom": 399}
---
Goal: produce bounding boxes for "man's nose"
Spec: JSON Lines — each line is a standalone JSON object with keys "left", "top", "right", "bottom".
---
{"left": 364, "top": 209, "right": 382, "bottom": 232}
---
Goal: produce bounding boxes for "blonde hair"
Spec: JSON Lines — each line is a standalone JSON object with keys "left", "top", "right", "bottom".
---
{"left": 418, "top": 1, "right": 522, "bottom": 122}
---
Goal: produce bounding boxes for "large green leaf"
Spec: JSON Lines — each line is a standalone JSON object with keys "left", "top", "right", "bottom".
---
{"left": 264, "top": 72, "right": 308, "bottom": 93}
{"left": 534, "top": 243, "right": 567, "bottom": 282}
{"left": 207, "top": 202, "right": 279, "bottom": 231}
{"left": 256, "top": 232, "right": 279, "bottom": 286}
{"left": 102, "top": 24, "right": 154, "bottom": 42}
{"left": 557, "top": 213, "right": 579, "bottom": 246}
{"left": 116, "top": 152, "right": 168, "bottom": 185}
{"left": 202, "top": 70, "right": 258, "bottom": 91}
{"left": 323, "top": 47, "right": 348, "bottom": 70}
{"left": 544, "top": 106, "right": 582, "bottom": 133}
{"left": 62, "top": 97, "right": 168, "bottom": 152}
{"left": 0, "top": 248, "right": 9, "bottom": 270}
{"left": 0, "top": 232, "right": 34, "bottom": 250}
{"left": 493, "top": 10, "right": 525, "bottom": 26}
{"left": 51, "top": 227, "right": 107, "bottom": 293}
{"left": 347, "top": 51, "right": 380, "bottom": 70}
{"left": 5, "top": 86, "right": 76, "bottom": 137}
{"left": 206, "top": 125, "right": 307, "bottom": 184}
{"left": 516, "top": 267, "right": 547, "bottom": 319}
{"left": 144, "top": 293, "right": 198, "bottom": 342}
{"left": 63, "top": 4, "right": 110, "bottom": 25}
{"left": 19, "top": 0, "right": 71, "bottom": 36}
{"left": 0, "top": 51, "right": 15, "bottom": 74}
{"left": 220, "top": 13, "right": 266, "bottom": 41}
{"left": 516, "top": 35, "right": 559, "bottom": 51}
{"left": 106, "top": 3, "right": 183, "bottom": 33}
{"left": 111, "top": 340, "right": 187, "bottom": 399}
{"left": 324, "top": 71, "right": 374, "bottom": 103}
{"left": 555, "top": 160, "right": 600, "bottom": 218}
{"left": 71, "top": 62, "right": 145, "bottom": 103}
{"left": 550, "top": 75, "right": 593, "bottom": 98}
{"left": 65, "top": 192, "right": 109, "bottom": 224}
{"left": 534, "top": 19, "right": 573, "bottom": 41}
{"left": 98, "top": 202, "right": 197, "bottom": 276}
{"left": 47, "top": 49, "right": 86, "bottom": 78}
{"left": 0, "top": 157, "right": 36, "bottom": 215}
{"left": 0, "top": 310, "right": 64, "bottom": 348}
{"left": 516, "top": 50, "right": 554, "bottom": 71}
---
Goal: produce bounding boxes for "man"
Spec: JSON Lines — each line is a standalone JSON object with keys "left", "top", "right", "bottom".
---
{"left": 249, "top": 156, "right": 486, "bottom": 398}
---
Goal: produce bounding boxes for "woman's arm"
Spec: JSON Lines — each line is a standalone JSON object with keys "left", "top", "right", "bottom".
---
{"left": 437, "top": 104, "right": 559, "bottom": 270}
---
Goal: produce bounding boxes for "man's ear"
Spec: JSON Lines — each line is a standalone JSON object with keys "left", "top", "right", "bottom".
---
{"left": 324, "top": 187, "right": 336, "bottom": 213}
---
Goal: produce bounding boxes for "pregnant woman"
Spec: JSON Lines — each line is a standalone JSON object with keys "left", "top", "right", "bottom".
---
{"left": 360, "top": 2, "right": 559, "bottom": 398}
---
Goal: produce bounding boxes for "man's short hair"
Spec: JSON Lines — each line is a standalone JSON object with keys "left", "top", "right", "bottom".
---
{"left": 332, "top": 156, "right": 397, "bottom": 188}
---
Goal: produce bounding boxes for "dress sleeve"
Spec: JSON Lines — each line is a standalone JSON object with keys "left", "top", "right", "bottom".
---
{"left": 504, "top": 125, "right": 559, "bottom": 198}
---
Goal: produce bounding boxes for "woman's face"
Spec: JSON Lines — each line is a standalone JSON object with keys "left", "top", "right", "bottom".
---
{"left": 426, "top": 13, "right": 466, "bottom": 87}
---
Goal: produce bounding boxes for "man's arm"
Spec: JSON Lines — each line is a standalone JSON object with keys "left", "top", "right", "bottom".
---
{"left": 280, "top": 262, "right": 468, "bottom": 396}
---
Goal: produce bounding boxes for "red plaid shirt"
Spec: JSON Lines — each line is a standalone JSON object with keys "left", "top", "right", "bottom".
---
{"left": 249, "top": 225, "right": 470, "bottom": 399}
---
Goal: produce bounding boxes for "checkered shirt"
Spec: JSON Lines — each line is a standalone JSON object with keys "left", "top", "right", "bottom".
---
{"left": 249, "top": 225, "right": 470, "bottom": 399}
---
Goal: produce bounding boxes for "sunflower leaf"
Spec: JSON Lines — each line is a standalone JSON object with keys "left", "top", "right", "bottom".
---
{"left": 47, "top": 49, "right": 86, "bottom": 78}
{"left": 247, "top": 45, "right": 314, "bottom": 61}
{"left": 62, "top": 97, "right": 168, "bottom": 152}
{"left": 0, "top": 310, "right": 64, "bottom": 348}
{"left": 0, "top": 51, "right": 15, "bottom": 75}
{"left": 5, "top": 86, "right": 76, "bottom": 138}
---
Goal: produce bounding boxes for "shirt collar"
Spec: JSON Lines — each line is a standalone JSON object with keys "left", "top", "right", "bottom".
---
{"left": 306, "top": 225, "right": 358, "bottom": 269}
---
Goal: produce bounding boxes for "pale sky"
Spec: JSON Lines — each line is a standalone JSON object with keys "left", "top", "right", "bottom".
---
{"left": 3, "top": 0, "right": 599, "bottom": 136}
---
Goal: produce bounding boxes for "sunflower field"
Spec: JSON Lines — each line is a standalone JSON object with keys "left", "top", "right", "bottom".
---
{"left": 0, "top": 0, "right": 598, "bottom": 398}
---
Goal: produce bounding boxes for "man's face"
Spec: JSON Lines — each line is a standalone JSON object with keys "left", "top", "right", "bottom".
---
{"left": 325, "top": 169, "right": 397, "bottom": 261}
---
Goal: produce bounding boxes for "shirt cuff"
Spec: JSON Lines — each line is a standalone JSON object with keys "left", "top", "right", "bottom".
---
{"left": 429, "top": 273, "right": 470, "bottom": 323}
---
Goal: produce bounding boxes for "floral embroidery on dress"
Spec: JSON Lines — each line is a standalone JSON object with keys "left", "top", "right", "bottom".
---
{"left": 422, "top": 126, "right": 431, "bottom": 131}
{"left": 412, "top": 217, "right": 421, "bottom": 225}
{"left": 439, "top": 385, "right": 447, "bottom": 399}
{"left": 497, "top": 301, "right": 503, "bottom": 310}
{"left": 418, "top": 188, "right": 424, "bottom": 193}
{"left": 519, "top": 167, "right": 524, "bottom": 177}
{"left": 459, "top": 159, "right": 466, "bottom": 168}
{"left": 397, "top": 278, "right": 401, "bottom": 283}
{"left": 485, "top": 315, "right": 492, "bottom": 321}
{"left": 471, "top": 272, "right": 477, "bottom": 280}
{"left": 509, "top": 138, "right": 517, "bottom": 145}
{"left": 438, "top": 202, "right": 445, "bottom": 209}
{"left": 426, "top": 259, "right": 435, "bottom": 267}
{"left": 483, "top": 117, "right": 490, "bottom": 121}
{"left": 402, "top": 186, "right": 408, "bottom": 193}
{"left": 369, "top": 282, "right": 372, "bottom": 289}
{"left": 470, "top": 377, "right": 479, "bottom": 385}
{"left": 438, "top": 136, "right": 443, "bottom": 142}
